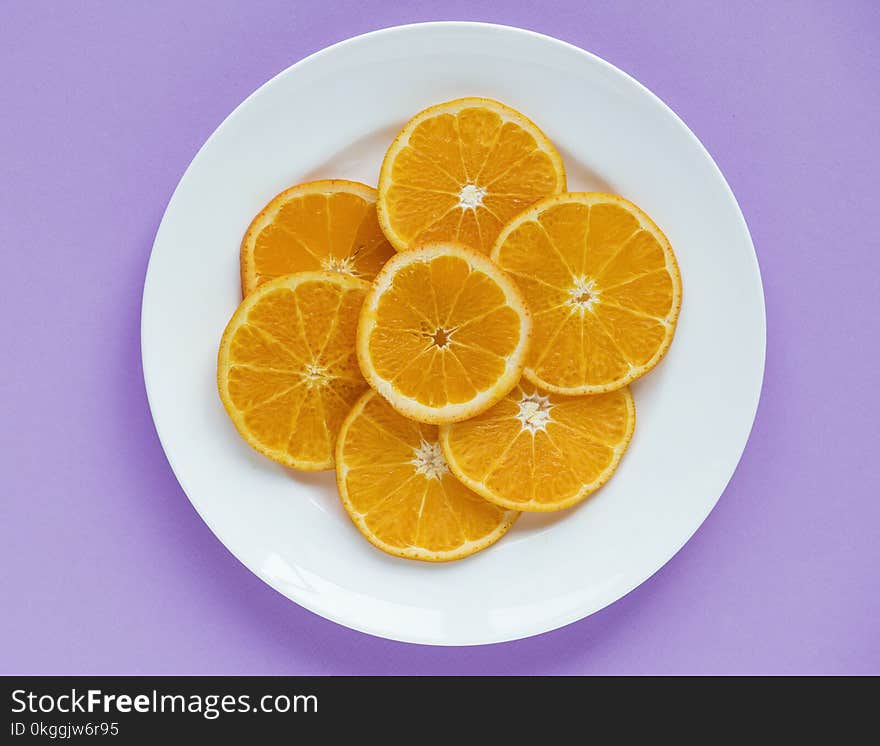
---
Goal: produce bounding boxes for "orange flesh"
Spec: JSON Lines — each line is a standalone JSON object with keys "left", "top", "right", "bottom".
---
{"left": 362, "top": 248, "right": 528, "bottom": 416}
{"left": 441, "top": 381, "right": 635, "bottom": 511}
{"left": 337, "top": 391, "right": 516, "bottom": 559}
{"left": 219, "top": 273, "right": 369, "bottom": 469}
{"left": 380, "top": 101, "right": 565, "bottom": 253}
{"left": 243, "top": 183, "right": 395, "bottom": 294}
{"left": 493, "top": 195, "right": 680, "bottom": 392}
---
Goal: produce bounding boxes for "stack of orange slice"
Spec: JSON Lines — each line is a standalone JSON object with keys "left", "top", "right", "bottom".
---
{"left": 217, "top": 97, "right": 682, "bottom": 562}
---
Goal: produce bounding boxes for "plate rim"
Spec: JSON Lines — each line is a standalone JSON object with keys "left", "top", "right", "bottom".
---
{"left": 141, "top": 21, "right": 766, "bottom": 646}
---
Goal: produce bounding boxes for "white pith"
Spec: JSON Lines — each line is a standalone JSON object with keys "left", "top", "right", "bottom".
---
{"left": 321, "top": 255, "right": 359, "bottom": 275}
{"left": 568, "top": 276, "right": 599, "bottom": 311}
{"left": 301, "top": 362, "right": 331, "bottom": 387}
{"left": 516, "top": 391, "right": 553, "bottom": 434}
{"left": 427, "top": 326, "right": 453, "bottom": 349}
{"left": 410, "top": 440, "right": 449, "bottom": 480}
{"left": 458, "top": 183, "right": 486, "bottom": 209}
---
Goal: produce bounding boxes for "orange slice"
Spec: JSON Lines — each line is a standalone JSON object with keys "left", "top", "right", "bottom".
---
{"left": 218, "top": 271, "right": 370, "bottom": 470}
{"left": 240, "top": 180, "right": 395, "bottom": 295}
{"left": 336, "top": 390, "right": 518, "bottom": 561}
{"left": 377, "top": 98, "right": 566, "bottom": 254}
{"left": 441, "top": 382, "right": 635, "bottom": 512}
{"left": 491, "top": 193, "right": 682, "bottom": 394}
{"left": 357, "top": 242, "right": 532, "bottom": 424}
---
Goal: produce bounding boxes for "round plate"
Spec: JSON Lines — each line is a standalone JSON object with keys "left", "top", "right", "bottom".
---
{"left": 142, "top": 22, "right": 765, "bottom": 645}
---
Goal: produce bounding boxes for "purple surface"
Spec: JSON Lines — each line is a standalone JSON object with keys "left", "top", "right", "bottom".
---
{"left": 2, "top": 0, "right": 878, "bottom": 675}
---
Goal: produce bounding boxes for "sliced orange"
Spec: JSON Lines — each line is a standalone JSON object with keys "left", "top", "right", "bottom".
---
{"left": 218, "top": 271, "right": 370, "bottom": 470}
{"left": 357, "top": 242, "right": 532, "bottom": 424}
{"left": 336, "top": 390, "right": 518, "bottom": 561}
{"left": 377, "top": 98, "right": 566, "bottom": 254}
{"left": 491, "top": 193, "right": 682, "bottom": 394}
{"left": 441, "top": 382, "right": 635, "bottom": 512}
{"left": 240, "top": 180, "right": 395, "bottom": 295}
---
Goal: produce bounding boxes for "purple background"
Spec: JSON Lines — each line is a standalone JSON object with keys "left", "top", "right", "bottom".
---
{"left": 2, "top": 0, "right": 878, "bottom": 675}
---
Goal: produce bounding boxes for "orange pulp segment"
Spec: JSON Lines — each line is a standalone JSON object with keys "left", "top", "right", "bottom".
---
{"left": 441, "top": 381, "right": 635, "bottom": 511}
{"left": 336, "top": 390, "right": 518, "bottom": 560}
{"left": 218, "top": 271, "right": 369, "bottom": 469}
{"left": 240, "top": 180, "right": 395, "bottom": 295}
{"left": 357, "top": 242, "right": 532, "bottom": 424}
{"left": 491, "top": 192, "right": 682, "bottom": 394}
{"left": 377, "top": 98, "right": 566, "bottom": 254}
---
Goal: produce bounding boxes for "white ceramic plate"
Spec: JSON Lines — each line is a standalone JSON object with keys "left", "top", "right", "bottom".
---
{"left": 142, "top": 22, "right": 765, "bottom": 645}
